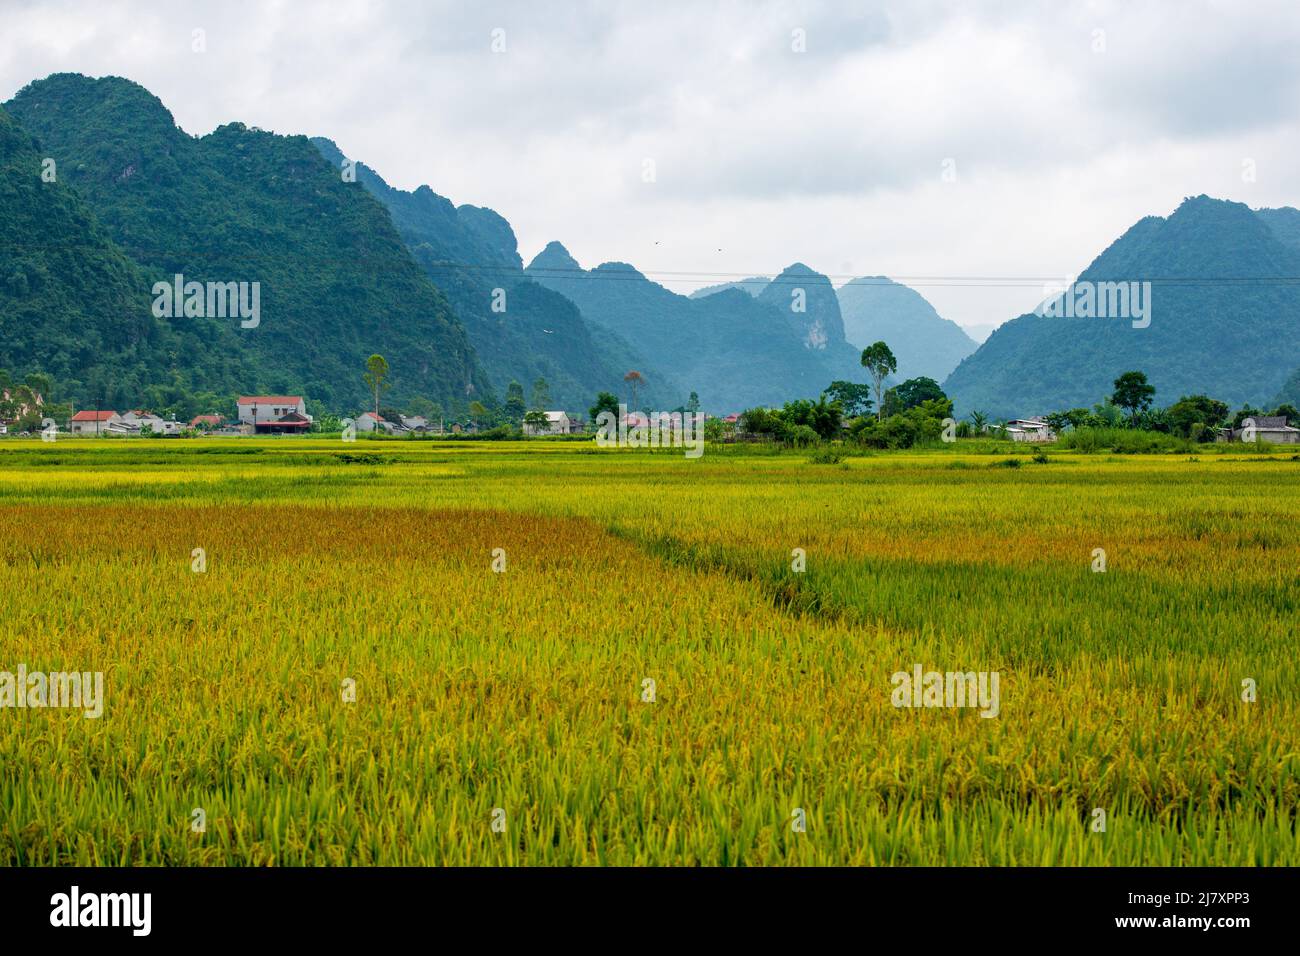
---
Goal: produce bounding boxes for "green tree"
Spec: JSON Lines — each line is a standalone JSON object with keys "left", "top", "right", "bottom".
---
{"left": 1167, "top": 394, "right": 1229, "bottom": 439}
{"left": 589, "top": 391, "right": 619, "bottom": 424}
{"left": 364, "top": 354, "right": 390, "bottom": 416}
{"left": 882, "top": 376, "right": 945, "bottom": 417}
{"left": 822, "top": 381, "right": 873, "bottom": 418}
{"left": 524, "top": 410, "right": 549, "bottom": 434}
{"left": 406, "top": 396, "right": 439, "bottom": 422}
{"left": 686, "top": 391, "right": 700, "bottom": 414}
{"left": 23, "top": 372, "right": 51, "bottom": 400}
{"left": 530, "top": 377, "right": 551, "bottom": 411}
{"left": 504, "top": 381, "right": 527, "bottom": 421}
{"left": 967, "top": 410, "right": 989, "bottom": 434}
{"left": 1110, "top": 371, "right": 1155, "bottom": 426}
{"left": 468, "top": 400, "right": 487, "bottom": 429}
{"left": 860, "top": 342, "right": 897, "bottom": 421}
{"left": 1271, "top": 403, "right": 1300, "bottom": 426}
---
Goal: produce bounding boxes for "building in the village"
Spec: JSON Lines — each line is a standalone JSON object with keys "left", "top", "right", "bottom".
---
{"left": 236, "top": 396, "right": 313, "bottom": 434}
{"left": 119, "top": 410, "right": 181, "bottom": 435}
{"left": 1219, "top": 415, "right": 1300, "bottom": 444}
{"left": 354, "top": 411, "right": 394, "bottom": 433}
{"left": 69, "top": 410, "right": 124, "bottom": 435}
{"left": 1003, "top": 418, "right": 1054, "bottom": 442}
{"left": 524, "top": 411, "right": 572, "bottom": 436}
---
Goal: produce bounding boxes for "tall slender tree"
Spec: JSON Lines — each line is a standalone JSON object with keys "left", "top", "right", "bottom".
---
{"left": 859, "top": 342, "right": 897, "bottom": 421}
{"left": 363, "top": 354, "right": 390, "bottom": 416}
{"left": 624, "top": 370, "right": 645, "bottom": 410}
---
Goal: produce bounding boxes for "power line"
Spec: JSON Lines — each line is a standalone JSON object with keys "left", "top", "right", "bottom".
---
{"left": 11, "top": 244, "right": 1300, "bottom": 288}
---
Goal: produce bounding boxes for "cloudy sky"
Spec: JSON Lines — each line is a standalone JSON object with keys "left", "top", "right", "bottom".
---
{"left": 4, "top": 0, "right": 1299, "bottom": 334}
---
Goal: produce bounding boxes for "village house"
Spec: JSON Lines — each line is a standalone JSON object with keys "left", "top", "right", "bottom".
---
{"left": 119, "top": 410, "right": 180, "bottom": 435}
{"left": 1219, "top": 415, "right": 1300, "bottom": 444}
{"left": 354, "top": 411, "right": 396, "bottom": 434}
{"left": 69, "top": 410, "right": 123, "bottom": 435}
{"left": 237, "top": 396, "right": 313, "bottom": 434}
{"left": 523, "top": 410, "right": 573, "bottom": 436}
{"left": 189, "top": 414, "right": 224, "bottom": 430}
{"left": 1003, "top": 418, "right": 1055, "bottom": 442}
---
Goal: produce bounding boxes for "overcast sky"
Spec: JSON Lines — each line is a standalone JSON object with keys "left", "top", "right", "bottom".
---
{"left": 4, "top": 0, "right": 1300, "bottom": 333}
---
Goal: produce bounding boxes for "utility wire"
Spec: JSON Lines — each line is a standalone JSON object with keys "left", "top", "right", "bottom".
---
{"left": 11, "top": 245, "right": 1300, "bottom": 288}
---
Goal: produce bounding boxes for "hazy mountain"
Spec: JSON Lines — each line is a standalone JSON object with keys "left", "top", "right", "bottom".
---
{"left": 836, "top": 277, "right": 977, "bottom": 382}
{"left": 689, "top": 277, "right": 771, "bottom": 299}
{"left": 311, "top": 138, "right": 662, "bottom": 413}
{"left": 5, "top": 73, "right": 488, "bottom": 412}
{"left": 959, "top": 322, "right": 1002, "bottom": 345}
{"left": 527, "top": 244, "right": 842, "bottom": 411}
{"left": 943, "top": 196, "right": 1300, "bottom": 417}
{"left": 756, "top": 264, "right": 860, "bottom": 373}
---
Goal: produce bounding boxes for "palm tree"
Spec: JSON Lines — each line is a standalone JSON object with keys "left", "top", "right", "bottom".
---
{"left": 968, "top": 410, "right": 988, "bottom": 434}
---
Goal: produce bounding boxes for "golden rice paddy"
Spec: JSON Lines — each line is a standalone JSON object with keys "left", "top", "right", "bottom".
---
{"left": 0, "top": 439, "right": 1296, "bottom": 865}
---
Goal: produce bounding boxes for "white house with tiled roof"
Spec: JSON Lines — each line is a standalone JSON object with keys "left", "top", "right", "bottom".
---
{"left": 69, "top": 410, "right": 123, "bottom": 435}
{"left": 237, "top": 396, "right": 308, "bottom": 426}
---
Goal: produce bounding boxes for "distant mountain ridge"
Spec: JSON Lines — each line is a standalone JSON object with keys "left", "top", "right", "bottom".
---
{"left": 836, "top": 277, "right": 978, "bottom": 382}
{"left": 528, "top": 246, "right": 858, "bottom": 411}
{"left": 943, "top": 195, "right": 1300, "bottom": 417}
{"left": 689, "top": 277, "right": 771, "bottom": 299}
{"left": 5, "top": 73, "right": 488, "bottom": 412}
{"left": 311, "top": 138, "right": 667, "bottom": 412}
{"left": 8, "top": 75, "right": 1297, "bottom": 423}
{"left": 695, "top": 270, "right": 979, "bottom": 385}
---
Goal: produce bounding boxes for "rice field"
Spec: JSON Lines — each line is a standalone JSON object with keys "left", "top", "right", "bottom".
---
{"left": 1, "top": 438, "right": 1297, "bottom": 865}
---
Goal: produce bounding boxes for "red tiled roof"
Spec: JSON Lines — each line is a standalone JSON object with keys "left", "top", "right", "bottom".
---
{"left": 237, "top": 396, "right": 303, "bottom": 405}
{"left": 359, "top": 412, "right": 385, "bottom": 421}
{"left": 71, "top": 410, "right": 117, "bottom": 422}
{"left": 190, "top": 415, "right": 223, "bottom": 426}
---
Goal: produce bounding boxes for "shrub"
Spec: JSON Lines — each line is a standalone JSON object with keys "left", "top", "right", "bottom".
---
{"left": 809, "top": 447, "right": 844, "bottom": 465}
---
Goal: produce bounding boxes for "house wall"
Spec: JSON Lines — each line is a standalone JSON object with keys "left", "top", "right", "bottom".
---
{"left": 71, "top": 419, "right": 118, "bottom": 435}
{"left": 1258, "top": 429, "right": 1300, "bottom": 444}
{"left": 238, "top": 400, "right": 307, "bottom": 424}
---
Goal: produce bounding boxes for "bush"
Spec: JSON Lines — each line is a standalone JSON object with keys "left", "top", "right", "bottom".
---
{"left": 787, "top": 424, "right": 819, "bottom": 448}
{"left": 1057, "top": 427, "right": 1193, "bottom": 454}
{"left": 809, "top": 447, "right": 844, "bottom": 464}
